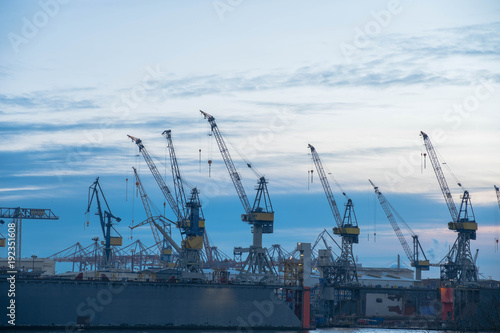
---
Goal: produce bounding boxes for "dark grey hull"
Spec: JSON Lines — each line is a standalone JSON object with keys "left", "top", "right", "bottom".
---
{"left": 0, "top": 278, "right": 303, "bottom": 329}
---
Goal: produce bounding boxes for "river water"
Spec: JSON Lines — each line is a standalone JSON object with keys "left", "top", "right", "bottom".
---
{"left": 9, "top": 329, "right": 464, "bottom": 333}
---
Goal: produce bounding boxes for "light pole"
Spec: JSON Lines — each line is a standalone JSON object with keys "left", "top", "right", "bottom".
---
{"left": 92, "top": 237, "right": 99, "bottom": 271}
{"left": 31, "top": 254, "right": 37, "bottom": 272}
{"left": 131, "top": 249, "right": 135, "bottom": 272}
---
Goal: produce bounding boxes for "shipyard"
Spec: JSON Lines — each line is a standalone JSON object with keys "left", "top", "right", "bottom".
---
{"left": 1, "top": 119, "right": 499, "bottom": 331}
{"left": 1, "top": 1, "right": 500, "bottom": 332}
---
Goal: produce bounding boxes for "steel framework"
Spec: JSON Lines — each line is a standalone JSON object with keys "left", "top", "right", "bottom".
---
{"left": 308, "top": 144, "right": 359, "bottom": 286}
{"left": 201, "top": 110, "right": 276, "bottom": 284}
{"left": 369, "top": 180, "right": 430, "bottom": 280}
{"left": 421, "top": 131, "right": 477, "bottom": 286}
{"left": 0, "top": 207, "right": 58, "bottom": 269}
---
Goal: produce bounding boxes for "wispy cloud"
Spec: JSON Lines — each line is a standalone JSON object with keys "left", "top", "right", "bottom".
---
{"left": 132, "top": 22, "right": 500, "bottom": 100}
{"left": 0, "top": 93, "right": 99, "bottom": 110}
{"left": 0, "top": 186, "right": 48, "bottom": 192}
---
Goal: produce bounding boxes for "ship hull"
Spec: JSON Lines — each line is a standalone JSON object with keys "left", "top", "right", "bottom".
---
{"left": 1, "top": 278, "right": 303, "bottom": 329}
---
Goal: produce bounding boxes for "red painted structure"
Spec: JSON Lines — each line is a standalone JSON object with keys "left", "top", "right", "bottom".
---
{"left": 302, "top": 287, "right": 311, "bottom": 329}
{"left": 441, "top": 287, "right": 454, "bottom": 321}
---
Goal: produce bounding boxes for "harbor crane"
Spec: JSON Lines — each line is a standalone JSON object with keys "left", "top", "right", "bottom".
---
{"left": 128, "top": 134, "right": 205, "bottom": 273}
{"left": 0, "top": 207, "right": 58, "bottom": 269}
{"left": 162, "top": 130, "right": 188, "bottom": 217}
{"left": 131, "top": 167, "right": 172, "bottom": 255}
{"left": 420, "top": 131, "right": 477, "bottom": 286}
{"left": 308, "top": 144, "right": 359, "bottom": 286}
{"left": 201, "top": 110, "right": 276, "bottom": 283}
{"left": 128, "top": 135, "right": 181, "bottom": 220}
{"left": 162, "top": 130, "right": 213, "bottom": 266}
{"left": 369, "top": 180, "right": 429, "bottom": 280}
{"left": 86, "top": 178, "right": 122, "bottom": 268}
{"left": 132, "top": 167, "right": 188, "bottom": 269}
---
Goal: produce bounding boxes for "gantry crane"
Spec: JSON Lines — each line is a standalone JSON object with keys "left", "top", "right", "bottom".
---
{"left": 201, "top": 110, "right": 276, "bottom": 283}
{"left": 86, "top": 178, "right": 122, "bottom": 268}
{"left": 369, "top": 180, "right": 429, "bottom": 280}
{"left": 420, "top": 131, "right": 477, "bottom": 285}
{"left": 308, "top": 144, "right": 359, "bottom": 286}
{"left": 162, "top": 130, "right": 212, "bottom": 265}
{"left": 128, "top": 134, "right": 205, "bottom": 273}
{"left": 0, "top": 207, "right": 58, "bottom": 269}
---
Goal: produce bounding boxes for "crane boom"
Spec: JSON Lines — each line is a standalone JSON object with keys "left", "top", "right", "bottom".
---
{"left": 150, "top": 217, "right": 182, "bottom": 254}
{"left": 369, "top": 180, "right": 429, "bottom": 279}
{"left": 133, "top": 167, "right": 165, "bottom": 253}
{"left": 420, "top": 131, "right": 459, "bottom": 222}
{"left": 420, "top": 131, "right": 477, "bottom": 285}
{"left": 162, "top": 130, "right": 187, "bottom": 217}
{"left": 203, "top": 230, "right": 213, "bottom": 266}
{"left": 0, "top": 208, "right": 58, "bottom": 220}
{"left": 201, "top": 110, "right": 276, "bottom": 282}
{"left": 308, "top": 144, "right": 359, "bottom": 286}
{"left": 128, "top": 135, "right": 182, "bottom": 221}
{"left": 495, "top": 185, "right": 500, "bottom": 210}
{"left": 369, "top": 180, "right": 413, "bottom": 261}
{"left": 308, "top": 144, "right": 343, "bottom": 227}
{"left": 200, "top": 110, "right": 252, "bottom": 215}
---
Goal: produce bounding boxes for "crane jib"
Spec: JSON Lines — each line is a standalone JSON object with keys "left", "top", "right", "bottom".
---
{"left": 201, "top": 110, "right": 274, "bottom": 233}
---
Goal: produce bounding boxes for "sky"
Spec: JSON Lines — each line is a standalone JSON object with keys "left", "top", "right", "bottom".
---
{"left": 0, "top": 0, "right": 499, "bottom": 280}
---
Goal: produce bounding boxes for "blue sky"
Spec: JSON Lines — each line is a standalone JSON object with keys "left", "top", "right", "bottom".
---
{"left": 1, "top": 0, "right": 499, "bottom": 279}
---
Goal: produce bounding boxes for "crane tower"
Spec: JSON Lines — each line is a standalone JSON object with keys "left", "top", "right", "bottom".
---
{"left": 86, "top": 178, "right": 122, "bottom": 268}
